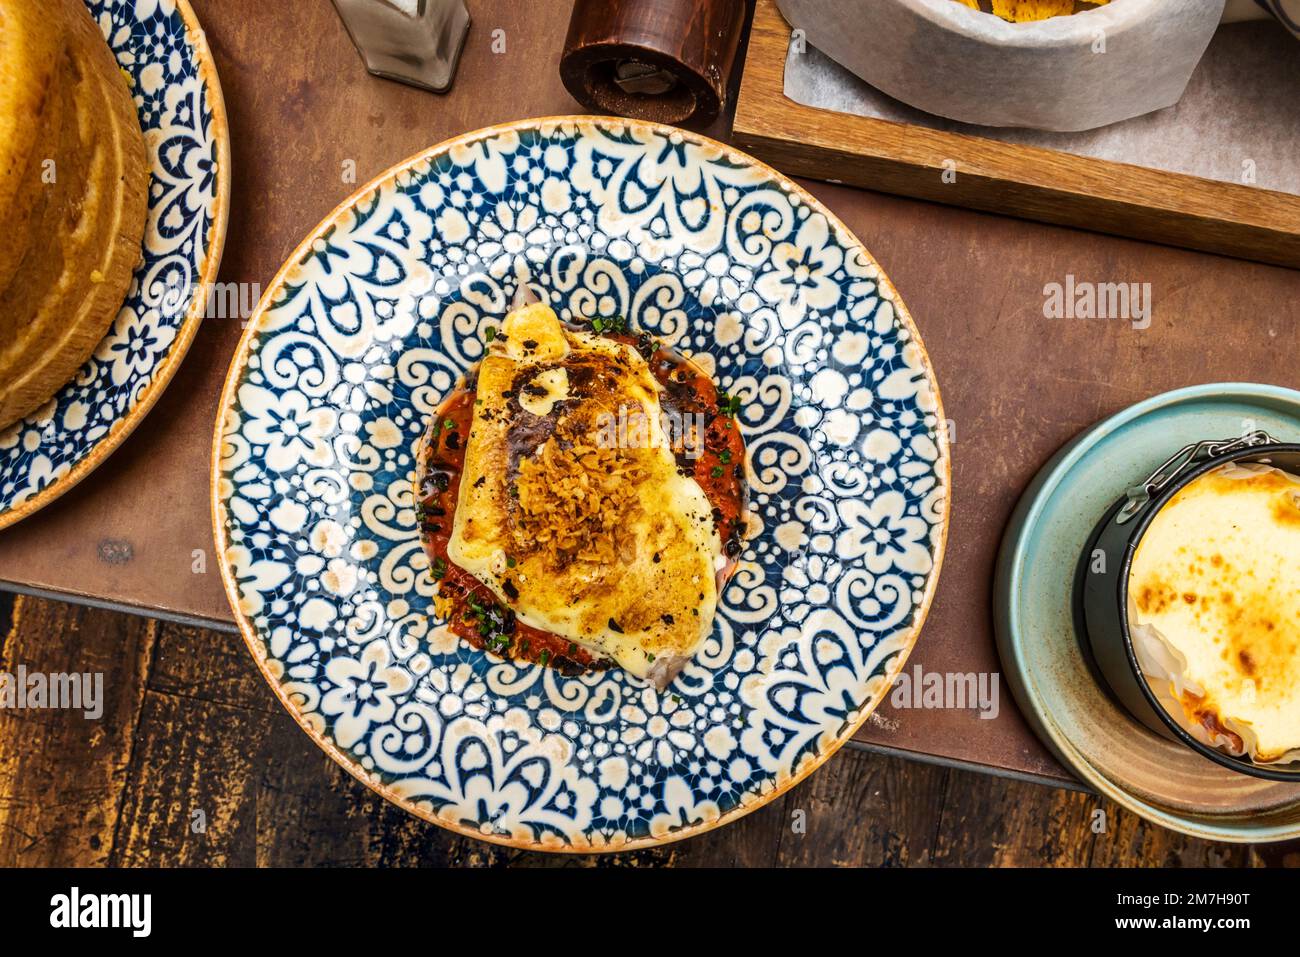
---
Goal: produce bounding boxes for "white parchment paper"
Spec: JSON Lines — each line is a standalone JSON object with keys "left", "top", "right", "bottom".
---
{"left": 783, "top": 22, "right": 1300, "bottom": 195}
{"left": 778, "top": 0, "right": 1227, "bottom": 131}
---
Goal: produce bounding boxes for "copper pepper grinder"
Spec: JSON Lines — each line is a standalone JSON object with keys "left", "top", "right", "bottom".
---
{"left": 331, "top": 0, "right": 471, "bottom": 93}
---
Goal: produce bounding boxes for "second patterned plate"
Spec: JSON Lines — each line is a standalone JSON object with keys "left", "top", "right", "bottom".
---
{"left": 0, "top": 0, "right": 228, "bottom": 530}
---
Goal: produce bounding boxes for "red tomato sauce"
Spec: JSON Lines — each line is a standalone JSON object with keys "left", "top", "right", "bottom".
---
{"left": 416, "top": 322, "right": 748, "bottom": 674}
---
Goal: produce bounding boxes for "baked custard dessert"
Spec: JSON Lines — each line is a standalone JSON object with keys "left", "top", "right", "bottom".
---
{"left": 0, "top": 0, "right": 149, "bottom": 429}
{"left": 417, "top": 298, "right": 748, "bottom": 689}
{"left": 1128, "top": 463, "right": 1300, "bottom": 765}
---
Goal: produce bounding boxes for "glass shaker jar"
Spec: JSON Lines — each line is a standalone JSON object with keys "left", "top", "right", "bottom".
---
{"left": 331, "top": 0, "right": 471, "bottom": 93}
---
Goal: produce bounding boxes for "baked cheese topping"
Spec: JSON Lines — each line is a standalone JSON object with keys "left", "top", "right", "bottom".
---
{"left": 445, "top": 302, "right": 723, "bottom": 688}
{"left": 1129, "top": 464, "right": 1300, "bottom": 763}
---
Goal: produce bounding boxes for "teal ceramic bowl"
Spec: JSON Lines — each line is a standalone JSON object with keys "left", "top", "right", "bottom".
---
{"left": 995, "top": 383, "right": 1300, "bottom": 843}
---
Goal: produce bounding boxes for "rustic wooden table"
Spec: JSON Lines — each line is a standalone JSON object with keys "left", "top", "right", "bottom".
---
{"left": 6, "top": 587, "right": 1276, "bottom": 865}
{"left": 1, "top": 0, "right": 1298, "bottom": 794}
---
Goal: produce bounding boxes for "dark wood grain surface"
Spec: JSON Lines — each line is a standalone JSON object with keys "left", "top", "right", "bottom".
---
{"left": 1, "top": 0, "right": 1298, "bottom": 788}
{"left": 3, "top": 592, "right": 1285, "bottom": 866}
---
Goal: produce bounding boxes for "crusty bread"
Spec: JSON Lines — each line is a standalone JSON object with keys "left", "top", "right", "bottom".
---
{"left": 0, "top": 0, "right": 149, "bottom": 429}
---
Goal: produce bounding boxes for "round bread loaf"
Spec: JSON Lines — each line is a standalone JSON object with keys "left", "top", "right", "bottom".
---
{"left": 0, "top": 0, "right": 149, "bottom": 429}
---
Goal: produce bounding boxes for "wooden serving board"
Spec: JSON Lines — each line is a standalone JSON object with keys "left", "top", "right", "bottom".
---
{"left": 733, "top": 0, "right": 1300, "bottom": 268}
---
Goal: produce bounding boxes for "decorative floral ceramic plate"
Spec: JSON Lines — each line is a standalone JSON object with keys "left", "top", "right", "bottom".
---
{"left": 213, "top": 117, "right": 949, "bottom": 851}
{"left": 0, "top": 0, "right": 228, "bottom": 530}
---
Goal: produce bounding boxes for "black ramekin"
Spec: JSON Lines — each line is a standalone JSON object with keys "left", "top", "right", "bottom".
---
{"left": 1077, "top": 432, "right": 1300, "bottom": 782}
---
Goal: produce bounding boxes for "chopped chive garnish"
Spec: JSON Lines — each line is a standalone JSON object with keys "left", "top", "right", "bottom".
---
{"left": 590, "top": 315, "right": 626, "bottom": 334}
{"left": 485, "top": 326, "right": 497, "bottom": 342}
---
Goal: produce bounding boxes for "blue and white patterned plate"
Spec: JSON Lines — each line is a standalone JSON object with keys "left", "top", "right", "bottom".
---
{"left": 213, "top": 117, "right": 950, "bottom": 851}
{"left": 0, "top": 0, "right": 228, "bottom": 530}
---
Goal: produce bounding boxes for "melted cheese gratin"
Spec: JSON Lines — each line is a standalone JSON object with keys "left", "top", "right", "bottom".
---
{"left": 446, "top": 302, "right": 723, "bottom": 688}
{"left": 1129, "top": 464, "right": 1300, "bottom": 764}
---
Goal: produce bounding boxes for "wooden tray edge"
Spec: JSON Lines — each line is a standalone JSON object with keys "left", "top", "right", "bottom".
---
{"left": 734, "top": 0, "right": 1300, "bottom": 269}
